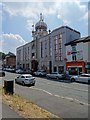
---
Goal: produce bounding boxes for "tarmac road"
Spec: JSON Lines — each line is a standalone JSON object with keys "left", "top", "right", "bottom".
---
{"left": 1, "top": 72, "right": 89, "bottom": 119}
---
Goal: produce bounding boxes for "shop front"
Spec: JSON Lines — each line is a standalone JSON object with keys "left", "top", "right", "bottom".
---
{"left": 66, "top": 61, "right": 85, "bottom": 75}
{"left": 85, "top": 62, "right": 90, "bottom": 73}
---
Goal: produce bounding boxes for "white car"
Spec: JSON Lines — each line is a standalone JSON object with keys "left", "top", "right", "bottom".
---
{"left": 70, "top": 74, "right": 90, "bottom": 84}
{"left": 15, "top": 74, "right": 35, "bottom": 86}
{"left": 34, "top": 70, "right": 46, "bottom": 77}
{"left": 16, "top": 69, "right": 24, "bottom": 74}
{"left": 46, "top": 72, "right": 63, "bottom": 79}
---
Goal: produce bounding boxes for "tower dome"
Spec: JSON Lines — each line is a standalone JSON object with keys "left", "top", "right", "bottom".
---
{"left": 35, "top": 13, "right": 47, "bottom": 31}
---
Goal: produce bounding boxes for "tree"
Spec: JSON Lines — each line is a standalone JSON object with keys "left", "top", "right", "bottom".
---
{"left": 0, "top": 52, "right": 6, "bottom": 60}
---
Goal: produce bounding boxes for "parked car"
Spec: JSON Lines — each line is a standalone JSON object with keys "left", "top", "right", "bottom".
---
{"left": 70, "top": 74, "right": 90, "bottom": 84}
{"left": 24, "top": 69, "right": 34, "bottom": 75}
{"left": 0, "top": 68, "right": 5, "bottom": 77}
{"left": 15, "top": 74, "right": 35, "bottom": 86}
{"left": 34, "top": 70, "right": 46, "bottom": 77}
{"left": 61, "top": 72, "right": 72, "bottom": 80}
{"left": 16, "top": 69, "right": 24, "bottom": 74}
{"left": 46, "top": 72, "right": 63, "bottom": 79}
{"left": 5, "top": 68, "right": 15, "bottom": 73}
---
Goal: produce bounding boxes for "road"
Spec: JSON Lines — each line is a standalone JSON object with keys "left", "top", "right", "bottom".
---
{"left": 1, "top": 72, "right": 89, "bottom": 119}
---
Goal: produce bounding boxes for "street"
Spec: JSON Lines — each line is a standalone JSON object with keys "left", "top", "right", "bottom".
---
{"left": 1, "top": 72, "right": 89, "bottom": 119}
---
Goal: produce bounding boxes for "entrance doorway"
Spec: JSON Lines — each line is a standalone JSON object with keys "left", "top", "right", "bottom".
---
{"left": 31, "top": 60, "right": 38, "bottom": 72}
{"left": 68, "top": 67, "right": 82, "bottom": 75}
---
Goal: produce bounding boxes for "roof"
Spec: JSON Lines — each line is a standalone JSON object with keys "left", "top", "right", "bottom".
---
{"left": 6, "top": 52, "right": 16, "bottom": 57}
{"left": 52, "top": 26, "right": 80, "bottom": 34}
{"left": 65, "top": 36, "right": 90, "bottom": 46}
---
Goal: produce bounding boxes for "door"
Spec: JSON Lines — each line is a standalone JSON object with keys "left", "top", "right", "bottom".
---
{"left": 78, "top": 74, "right": 88, "bottom": 83}
{"left": 19, "top": 76, "right": 25, "bottom": 83}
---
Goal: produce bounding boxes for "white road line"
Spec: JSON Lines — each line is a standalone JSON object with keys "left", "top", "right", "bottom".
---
{"left": 30, "top": 87, "right": 88, "bottom": 106}
{"left": 37, "top": 81, "right": 88, "bottom": 92}
{"left": 45, "top": 82, "right": 88, "bottom": 92}
{"left": 54, "top": 94, "right": 88, "bottom": 106}
{"left": 30, "top": 87, "right": 52, "bottom": 95}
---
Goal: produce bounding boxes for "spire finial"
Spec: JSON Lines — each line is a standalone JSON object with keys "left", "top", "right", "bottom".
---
{"left": 40, "top": 13, "right": 43, "bottom": 21}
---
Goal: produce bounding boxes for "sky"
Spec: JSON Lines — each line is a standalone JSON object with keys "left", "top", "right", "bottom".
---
{"left": 0, "top": 0, "right": 90, "bottom": 54}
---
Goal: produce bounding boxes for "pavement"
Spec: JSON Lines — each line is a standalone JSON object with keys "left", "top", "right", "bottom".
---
{"left": 2, "top": 102, "right": 21, "bottom": 119}
{"left": 0, "top": 99, "right": 27, "bottom": 120}
{"left": 2, "top": 102, "right": 27, "bottom": 119}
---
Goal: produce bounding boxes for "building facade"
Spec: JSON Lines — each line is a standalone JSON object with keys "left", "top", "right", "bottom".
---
{"left": 16, "top": 13, "right": 80, "bottom": 73}
{"left": 4, "top": 52, "right": 16, "bottom": 68}
{"left": 65, "top": 36, "right": 90, "bottom": 74}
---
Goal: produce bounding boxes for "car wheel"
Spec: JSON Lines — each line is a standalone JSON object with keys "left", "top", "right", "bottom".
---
{"left": 71, "top": 78, "right": 75, "bottom": 82}
{"left": 88, "top": 80, "right": 90, "bottom": 85}
{"left": 32, "top": 83, "right": 35, "bottom": 86}
{"left": 46, "top": 76, "right": 49, "bottom": 79}
{"left": 39, "top": 74, "right": 42, "bottom": 77}
{"left": 56, "top": 77, "right": 59, "bottom": 80}
{"left": 15, "top": 79, "right": 17, "bottom": 83}
{"left": 2, "top": 73, "right": 5, "bottom": 77}
{"left": 22, "top": 81, "right": 25, "bottom": 86}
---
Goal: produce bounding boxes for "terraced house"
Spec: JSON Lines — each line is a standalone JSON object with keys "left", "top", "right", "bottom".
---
{"left": 16, "top": 13, "right": 80, "bottom": 73}
{"left": 65, "top": 36, "right": 90, "bottom": 74}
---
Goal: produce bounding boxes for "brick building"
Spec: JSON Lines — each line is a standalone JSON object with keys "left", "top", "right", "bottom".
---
{"left": 5, "top": 52, "right": 16, "bottom": 68}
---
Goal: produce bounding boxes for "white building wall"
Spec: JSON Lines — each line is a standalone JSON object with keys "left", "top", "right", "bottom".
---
{"left": 66, "top": 41, "right": 89, "bottom": 62}
{"left": 88, "top": 42, "right": 90, "bottom": 62}
{"left": 83, "top": 42, "right": 88, "bottom": 62}
{"left": 51, "top": 26, "right": 80, "bottom": 72}
{"left": 16, "top": 26, "right": 80, "bottom": 72}
{"left": 76, "top": 42, "right": 83, "bottom": 60}
{"left": 66, "top": 45, "right": 72, "bottom": 61}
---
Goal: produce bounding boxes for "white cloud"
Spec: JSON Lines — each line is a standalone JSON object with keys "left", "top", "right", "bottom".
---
{"left": 0, "top": 33, "right": 26, "bottom": 54}
{"left": 56, "top": 1, "right": 87, "bottom": 25}
{"left": 2, "top": 1, "right": 88, "bottom": 29}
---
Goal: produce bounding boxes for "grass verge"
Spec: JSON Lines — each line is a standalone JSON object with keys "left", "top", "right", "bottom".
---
{"left": 0, "top": 87, "right": 62, "bottom": 119}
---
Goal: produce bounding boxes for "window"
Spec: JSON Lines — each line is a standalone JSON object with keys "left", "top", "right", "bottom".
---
{"left": 26, "top": 76, "right": 32, "bottom": 78}
{"left": 54, "top": 36, "right": 58, "bottom": 61}
{"left": 28, "top": 47, "right": 29, "bottom": 60}
{"left": 72, "top": 45, "right": 77, "bottom": 61}
{"left": 41, "top": 42, "right": 43, "bottom": 58}
{"left": 32, "top": 42, "right": 35, "bottom": 49}
{"left": 21, "top": 76, "right": 25, "bottom": 78}
{"left": 49, "top": 37, "right": 52, "bottom": 57}
{"left": 72, "top": 54, "right": 76, "bottom": 61}
{"left": 58, "top": 34, "right": 62, "bottom": 61}
{"left": 54, "top": 66, "right": 57, "bottom": 72}
{"left": 32, "top": 53, "right": 35, "bottom": 58}
{"left": 45, "top": 40, "right": 47, "bottom": 57}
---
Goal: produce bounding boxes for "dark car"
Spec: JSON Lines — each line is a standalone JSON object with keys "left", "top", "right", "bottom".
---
{"left": 62, "top": 72, "right": 72, "bottom": 80}
{"left": 24, "top": 69, "right": 34, "bottom": 75}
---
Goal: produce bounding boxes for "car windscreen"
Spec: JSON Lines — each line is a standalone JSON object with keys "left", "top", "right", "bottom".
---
{"left": 25, "top": 76, "right": 32, "bottom": 78}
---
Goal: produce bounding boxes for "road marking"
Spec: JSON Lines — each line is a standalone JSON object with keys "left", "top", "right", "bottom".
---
{"left": 36, "top": 78, "right": 88, "bottom": 92}
{"left": 30, "top": 87, "right": 53, "bottom": 95}
{"left": 42, "top": 89, "right": 53, "bottom": 95}
{"left": 45, "top": 82, "right": 88, "bottom": 92}
{"left": 30, "top": 87, "right": 88, "bottom": 106}
{"left": 54, "top": 94, "right": 88, "bottom": 106}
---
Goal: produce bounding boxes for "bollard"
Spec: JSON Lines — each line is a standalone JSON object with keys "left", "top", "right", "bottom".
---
{"left": 4, "top": 80, "right": 14, "bottom": 95}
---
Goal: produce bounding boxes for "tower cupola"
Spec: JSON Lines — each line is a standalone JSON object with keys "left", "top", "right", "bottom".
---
{"left": 35, "top": 13, "right": 47, "bottom": 31}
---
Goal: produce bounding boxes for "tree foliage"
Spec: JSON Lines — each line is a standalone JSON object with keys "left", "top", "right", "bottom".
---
{"left": 0, "top": 52, "right": 6, "bottom": 60}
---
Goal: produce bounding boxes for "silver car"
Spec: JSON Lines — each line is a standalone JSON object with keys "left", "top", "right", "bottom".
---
{"left": 34, "top": 70, "right": 46, "bottom": 77}
{"left": 70, "top": 74, "right": 90, "bottom": 84}
{"left": 46, "top": 72, "right": 63, "bottom": 79}
{"left": 15, "top": 74, "right": 35, "bottom": 86}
